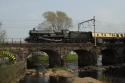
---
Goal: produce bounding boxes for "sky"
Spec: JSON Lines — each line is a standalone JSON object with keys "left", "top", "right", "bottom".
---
{"left": 0, "top": 0, "right": 125, "bottom": 39}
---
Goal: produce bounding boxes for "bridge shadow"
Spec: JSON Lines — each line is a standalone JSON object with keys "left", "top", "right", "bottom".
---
{"left": 64, "top": 49, "right": 97, "bottom": 78}
{"left": 65, "top": 49, "right": 97, "bottom": 68}
{"left": 26, "top": 49, "right": 62, "bottom": 69}
{"left": 101, "top": 47, "right": 125, "bottom": 65}
{"left": 75, "top": 49, "right": 97, "bottom": 68}
{"left": 41, "top": 49, "right": 62, "bottom": 68}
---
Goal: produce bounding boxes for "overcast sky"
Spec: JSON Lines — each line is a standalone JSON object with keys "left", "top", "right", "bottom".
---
{"left": 0, "top": 0, "right": 125, "bottom": 38}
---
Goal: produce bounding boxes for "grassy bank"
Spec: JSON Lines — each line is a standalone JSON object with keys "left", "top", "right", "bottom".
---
{"left": 27, "top": 53, "right": 78, "bottom": 65}
{"left": 28, "top": 55, "right": 48, "bottom": 63}
{"left": 65, "top": 53, "right": 78, "bottom": 62}
{"left": 0, "top": 61, "right": 26, "bottom": 83}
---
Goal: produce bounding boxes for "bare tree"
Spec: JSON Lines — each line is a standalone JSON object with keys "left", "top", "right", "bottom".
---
{"left": 0, "top": 22, "right": 6, "bottom": 43}
{"left": 42, "top": 11, "right": 73, "bottom": 32}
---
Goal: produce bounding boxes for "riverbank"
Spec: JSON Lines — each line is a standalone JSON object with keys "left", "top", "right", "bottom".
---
{"left": 0, "top": 61, "right": 26, "bottom": 83}
{"left": 25, "top": 68, "right": 103, "bottom": 83}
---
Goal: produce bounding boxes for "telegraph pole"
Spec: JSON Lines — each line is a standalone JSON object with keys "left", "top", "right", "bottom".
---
{"left": 93, "top": 16, "right": 96, "bottom": 46}
{"left": 0, "top": 22, "right": 2, "bottom": 29}
{"left": 78, "top": 16, "right": 96, "bottom": 46}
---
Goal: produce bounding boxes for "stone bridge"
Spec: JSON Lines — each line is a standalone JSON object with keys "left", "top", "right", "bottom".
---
{"left": 0, "top": 43, "right": 125, "bottom": 67}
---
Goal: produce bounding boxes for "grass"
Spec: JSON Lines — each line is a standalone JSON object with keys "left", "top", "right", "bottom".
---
{"left": 65, "top": 53, "right": 78, "bottom": 62}
{"left": 28, "top": 52, "right": 78, "bottom": 64}
{"left": 0, "top": 61, "right": 25, "bottom": 83}
{"left": 37, "top": 55, "right": 48, "bottom": 63}
{"left": 28, "top": 55, "right": 49, "bottom": 63}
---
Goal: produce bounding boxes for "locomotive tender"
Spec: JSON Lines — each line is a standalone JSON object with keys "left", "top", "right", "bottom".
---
{"left": 25, "top": 28, "right": 125, "bottom": 43}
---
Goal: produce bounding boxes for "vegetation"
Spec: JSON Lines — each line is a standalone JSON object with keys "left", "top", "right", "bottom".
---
{"left": 0, "top": 22, "right": 6, "bottom": 43}
{"left": 65, "top": 53, "right": 78, "bottom": 62}
{"left": 0, "top": 61, "right": 25, "bottom": 83}
{"left": 39, "top": 11, "right": 73, "bottom": 32}
{"left": 28, "top": 55, "right": 48, "bottom": 63}
{"left": 27, "top": 55, "right": 49, "bottom": 68}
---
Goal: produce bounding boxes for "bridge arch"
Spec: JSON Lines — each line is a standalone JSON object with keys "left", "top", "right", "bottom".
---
{"left": 64, "top": 49, "right": 97, "bottom": 68}
{"left": 27, "top": 49, "right": 62, "bottom": 68}
{"left": 26, "top": 51, "right": 49, "bottom": 69}
{"left": 101, "top": 48, "right": 119, "bottom": 65}
{"left": 74, "top": 49, "right": 97, "bottom": 67}
{"left": 101, "top": 47, "right": 125, "bottom": 65}
{"left": 41, "top": 49, "right": 62, "bottom": 68}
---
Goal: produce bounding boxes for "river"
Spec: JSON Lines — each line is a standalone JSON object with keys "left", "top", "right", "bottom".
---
{"left": 19, "top": 55, "right": 125, "bottom": 83}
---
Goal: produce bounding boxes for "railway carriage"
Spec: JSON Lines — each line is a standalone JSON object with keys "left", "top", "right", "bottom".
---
{"left": 93, "top": 32, "right": 125, "bottom": 43}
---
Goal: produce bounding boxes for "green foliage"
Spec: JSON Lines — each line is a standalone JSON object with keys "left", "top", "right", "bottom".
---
{"left": 27, "top": 55, "right": 49, "bottom": 68}
{"left": 65, "top": 53, "right": 78, "bottom": 62}
{"left": 28, "top": 55, "right": 49, "bottom": 63}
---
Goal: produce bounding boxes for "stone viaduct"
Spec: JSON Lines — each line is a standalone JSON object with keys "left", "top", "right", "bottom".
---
{"left": 0, "top": 43, "right": 125, "bottom": 68}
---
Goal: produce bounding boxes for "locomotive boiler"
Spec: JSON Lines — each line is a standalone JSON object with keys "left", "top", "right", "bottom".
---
{"left": 25, "top": 28, "right": 94, "bottom": 43}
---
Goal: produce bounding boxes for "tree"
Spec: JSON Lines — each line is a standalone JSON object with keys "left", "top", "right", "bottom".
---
{"left": 42, "top": 11, "right": 73, "bottom": 32}
{"left": 0, "top": 22, "right": 6, "bottom": 43}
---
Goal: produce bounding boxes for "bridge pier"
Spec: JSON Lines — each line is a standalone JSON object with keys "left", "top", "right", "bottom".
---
{"left": 60, "top": 47, "right": 98, "bottom": 68}
{"left": 75, "top": 49, "right": 97, "bottom": 67}
{"left": 43, "top": 50, "right": 62, "bottom": 68}
{"left": 101, "top": 47, "right": 125, "bottom": 65}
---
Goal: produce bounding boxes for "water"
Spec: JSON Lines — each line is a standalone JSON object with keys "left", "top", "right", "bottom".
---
{"left": 19, "top": 75, "right": 49, "bottom": 83}
{"left": 19, "top": 75, "right": 72, "bottom": 83}
{"left": 20, "top": 55, "right": 125, "bottom": 83}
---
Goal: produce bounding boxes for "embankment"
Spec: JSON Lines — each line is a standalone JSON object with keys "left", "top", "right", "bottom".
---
{"left": 0, "top": 61, "right": 26, "bottom": 83}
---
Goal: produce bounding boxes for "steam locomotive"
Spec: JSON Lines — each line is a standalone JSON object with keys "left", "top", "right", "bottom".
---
{"left": 25, "top": 28, "right": 125, "bottom": 43}
{"left": 25, "top": 28, "right": 94, "bottom": 43}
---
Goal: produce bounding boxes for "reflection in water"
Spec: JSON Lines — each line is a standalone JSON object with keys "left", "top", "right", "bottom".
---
{"left": 49, "top": 76, "right": 72, "bottom": 83}
{"left": 19, "top": 75, "right": 72, "bottom": 83}
{"left": 97, "top": 55, "right": 103, "bottom": 79}
{"left": 20, "top": 54, "right": 125, "bottom": 83}
{"left": 78, "top": 55, "right": 102, "bottom": 79}
{"left": 66, "top": 62, "right": 78, "bottom": 76}
{"left": 19, "top": 75, "right": 49, "bottom": 83}
{"left": 49, "top": 76, "right": 58, "bottom": 83}
{"left": 97, "top": 55, "right": 102, "bottom": 66}
{"left": 79, "top": 70, "right": 98, "bottom": 78}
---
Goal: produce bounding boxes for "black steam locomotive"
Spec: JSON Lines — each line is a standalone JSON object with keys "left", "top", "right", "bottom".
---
{"left": 25, "top": 28, "right": 94, "bottom": 43}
